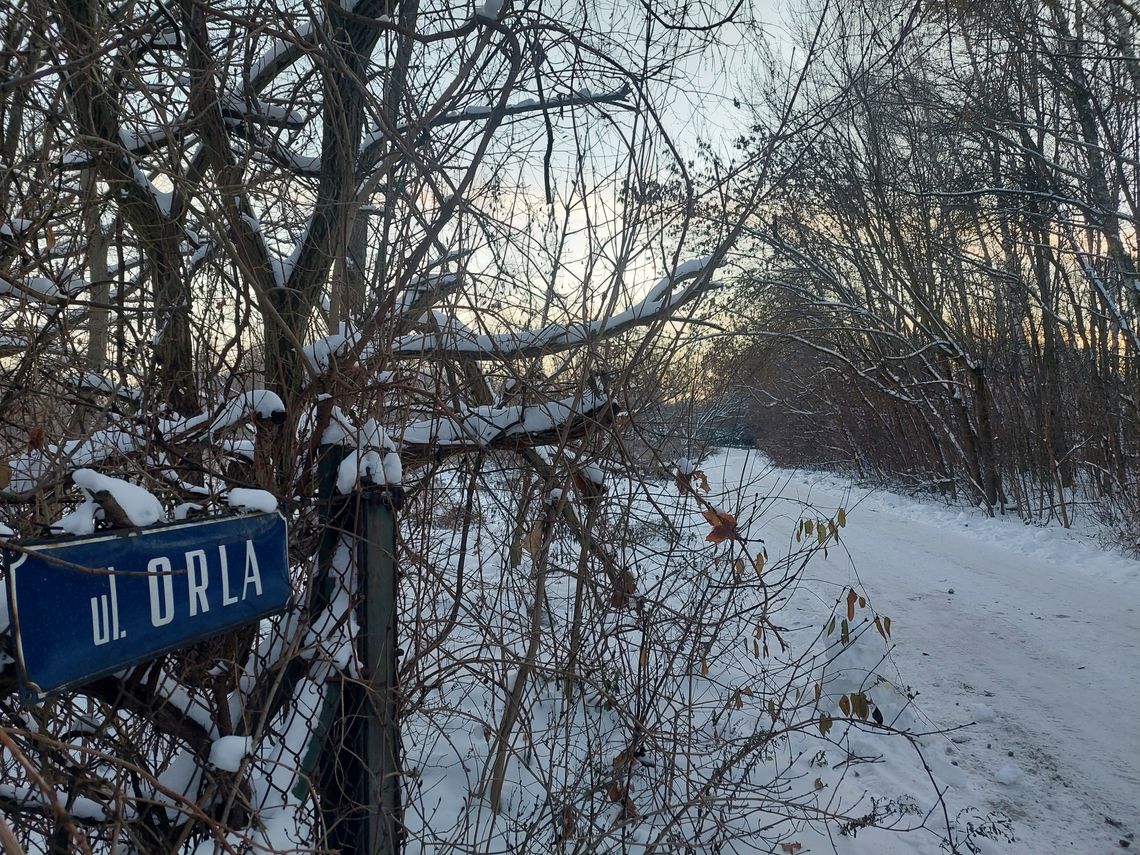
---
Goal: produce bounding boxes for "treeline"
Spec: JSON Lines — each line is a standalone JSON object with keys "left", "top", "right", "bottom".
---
{"left": 719, "top": 0, "right": 1139, "bottom": 534}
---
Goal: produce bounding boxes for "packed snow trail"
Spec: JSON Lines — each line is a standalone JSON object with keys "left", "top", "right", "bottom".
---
{"left": 708, "top": 449, "right": 1140, "bottom": 854}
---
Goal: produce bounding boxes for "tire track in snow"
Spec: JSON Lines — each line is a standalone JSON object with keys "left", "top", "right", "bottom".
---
{"left": 838, "top": 510, "right": 1137, "bottom": 852}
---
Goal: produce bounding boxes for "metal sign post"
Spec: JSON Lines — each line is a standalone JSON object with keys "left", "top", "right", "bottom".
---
{"left": 362, "top": 486, "right": 401, "bottom": 854}
{"left": 307, "top": 444, "right": 402, "bottom": 855}
{"left": 3, "top": 513, "right": 290, "bottom": 695}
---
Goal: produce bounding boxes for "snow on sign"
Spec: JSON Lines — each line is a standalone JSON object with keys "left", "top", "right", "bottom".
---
{"left": 3, "top": 513, "right": 290, "bottom": 695}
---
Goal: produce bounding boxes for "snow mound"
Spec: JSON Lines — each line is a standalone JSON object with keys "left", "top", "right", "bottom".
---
{"left": 209, "top": 736, "right": 252, "bottom": 773}
{"left": 303, "top": 332, "right": 351, "bottom": 373}
{"left": 970, "top": 702, "right": 996, "bottom": 722}
{"left": 0, "top": 217, "right": 31, "bottom": 239}
{"left": 319, "top": 405, "right": 356, "bottom": 446}
{"left": 227, "top": 488, "right": 279, "bottom": 513}
{"left": 51, "top": 499, "right": 99, "bottom": 535}
{"left": 212, "top": 390, "right": 285, "bottom": 431}
{"left": 174, "top": 502, "right": 204, "bottom": 520}
{"left": 246, "top": 389, "right": 286, "bottom": 420}
{"left": 995, "top": 763, "right": 1023, "bottom": 786}
{"left": 578, "top": 461, "right": 604, "bottom": 485}
{"left": 72, "top": 469, "right": 165, "bottom": 527}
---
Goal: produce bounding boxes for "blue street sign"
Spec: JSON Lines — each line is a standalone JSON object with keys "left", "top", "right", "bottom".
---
{"left": 4, "top": 513, "right": 290, "bottom": 694}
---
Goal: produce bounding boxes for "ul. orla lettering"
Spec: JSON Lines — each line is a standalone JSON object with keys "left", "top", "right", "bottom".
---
{"left": 145, "top": 538, "right": 265, "bottom": 626}
{"left": 88, "top": 538, "right": 269, "bottom": 649}
{"left": 90, "top": 571, "right": 124, "bottom": 646}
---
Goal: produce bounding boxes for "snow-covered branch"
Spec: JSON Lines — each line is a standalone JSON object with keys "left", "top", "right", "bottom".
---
{"left": 4, "top": 390, "right": 285, "bottom": 494}
{"left": 383, "top": 256, "right": 716, "bottom": 360}
{"left": 0, "top": 275, "right": 84, "bottom": 306}
{"left": 398, "top": 389, "right": 615, "bottom": 464}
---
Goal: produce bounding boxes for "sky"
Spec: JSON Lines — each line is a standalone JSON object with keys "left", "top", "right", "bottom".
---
{"left": 648, "top": 0, "right": 803, "bottom": 157}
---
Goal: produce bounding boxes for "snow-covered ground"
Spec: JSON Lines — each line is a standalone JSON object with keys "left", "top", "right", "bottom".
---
{"left": 400, "top": 447, "right": 1138, "bottom": 854}
{"left": 703, "top": 449, "right": 1140, "bottom": 854}
{"left": 7, "top": 447, "right": 1133, "bottom": 852}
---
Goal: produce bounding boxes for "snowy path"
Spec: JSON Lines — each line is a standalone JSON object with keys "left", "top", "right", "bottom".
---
{"left": 710, "top": 450, "right": 1140, "bottom": 854}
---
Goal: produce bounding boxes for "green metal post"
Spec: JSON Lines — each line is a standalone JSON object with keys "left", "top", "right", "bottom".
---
{"left": 361, "top": 487, "right": 401, "bottom": 853}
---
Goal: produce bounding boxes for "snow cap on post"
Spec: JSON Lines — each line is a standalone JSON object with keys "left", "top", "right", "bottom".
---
{"left": 334, "top": 417, "right": 402, "bottom": 493}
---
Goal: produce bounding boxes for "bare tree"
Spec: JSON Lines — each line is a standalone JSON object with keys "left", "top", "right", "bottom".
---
{"left": 0, "top": 0, "right": 981, "bottom": 852}
{"left": 721, "top": 0, "right": 1138, "bottom": 532}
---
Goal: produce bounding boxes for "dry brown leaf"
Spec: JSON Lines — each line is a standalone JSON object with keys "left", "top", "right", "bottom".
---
{"left": 676, "top": 469, "right": 712, "bottom": 495}
{"left": 703, "top": 508, "right": 738, "bottom": 544}
{"left": 572, "top": 470, "right": 607, "bottom": 503}
{"left": 523, "top": 520, "right": 545, "bottom": 557}
{"left": 781, "top": 842, "right": 803, "bottom": 853}
{"left": 874, "top": 616, "right": 887, "bottom": 640}
{"left": 561, "top": 805, "right": 577, "bottom": 839}
{"left": 618, "top": 795, "right": 639, "bottom": 821}
{"left": 846, "top": 588, "right": 858, "bottom": 621}
{"left": 610, "top": 568, "right": 637, "bottom": 610}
